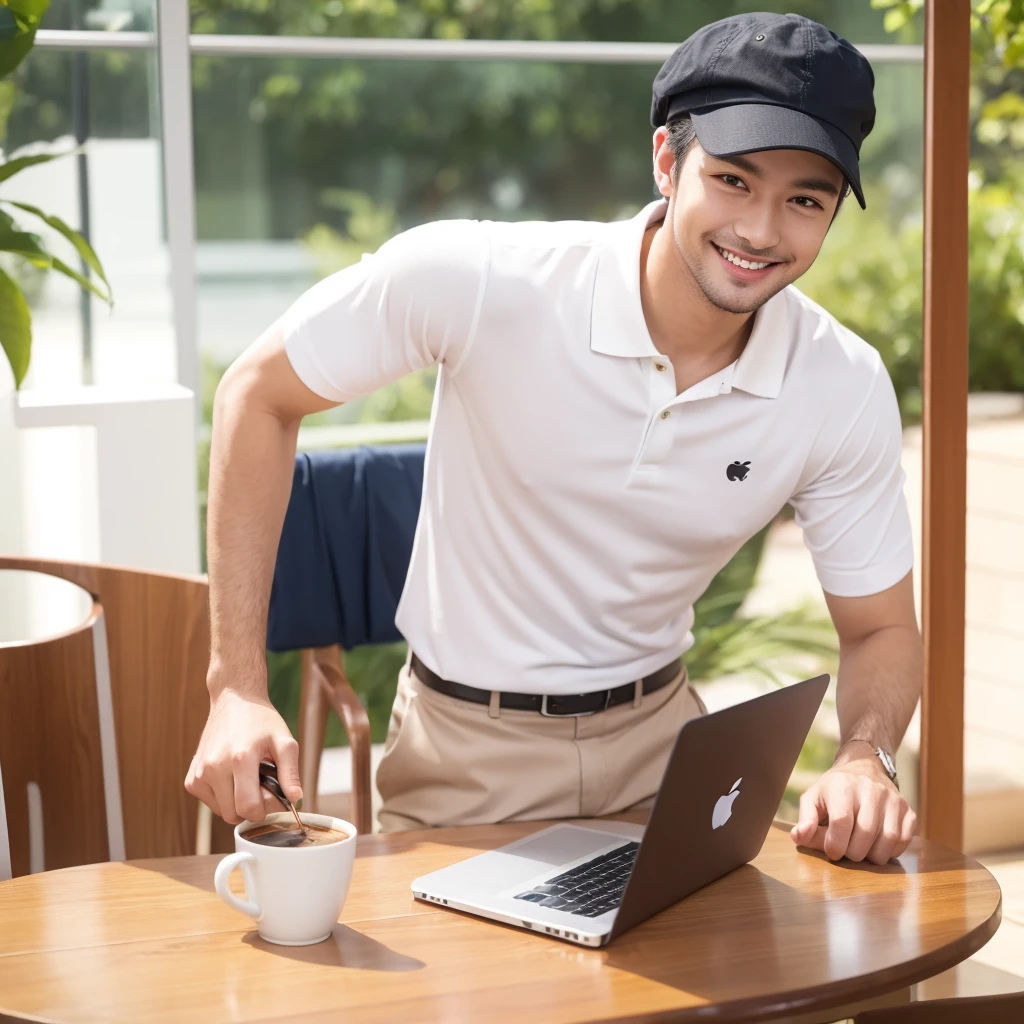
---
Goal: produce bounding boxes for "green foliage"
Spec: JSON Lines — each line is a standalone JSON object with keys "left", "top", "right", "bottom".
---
{"left": 973, "top": 0, "right": 1024, "bottom": 69}
{"left": 301, "top": 188, "right": 397, "bottom": 281}
{"left": 184, "top": 1, "right": 911, "bottom": 244}
{"left": 689, "top": 526, "right": 838, "bottom": 686}
{"left": 869, "top": 0, "right": 924, "bottom": 36}
{"left": 802, "top": 0, "right": 1024, "bottom": 423}
{"left": 802, "top": 171, "right": 1024, "bottom": 423}
{"left": 0, "top": 147, "right": 113, "bottom": 387}
{"left": 687, "top": 604, "right": 838, "bottom": 686}
{"left": 189, "top": 1, "right": 890, "bottom": 44}
{"left": 0, "top": 0, "right": 48, "bottom": 78}
{"left": 971, "top": 2, "right": 1024, "bottom": 194}
{"left": 0, "top": 0, "right": 115, "bottom": 389}
{"left": 0, "top": 261, "right": 29, "bottom": 382}
{"left": 873, "top": 1, "right": 1024, "bottom": 174}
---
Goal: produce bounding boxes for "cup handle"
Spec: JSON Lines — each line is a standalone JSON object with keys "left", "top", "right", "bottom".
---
{"left": 214, "top": 851, "right": 262, "bottom": 920}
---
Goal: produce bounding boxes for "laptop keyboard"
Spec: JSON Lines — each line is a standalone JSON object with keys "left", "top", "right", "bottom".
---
{"left": 513, "top": 841, "right": 639, "bottom": 918}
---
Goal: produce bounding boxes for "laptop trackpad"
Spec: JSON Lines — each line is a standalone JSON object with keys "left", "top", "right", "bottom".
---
{"left": 452, "top": 824, "right": 640, "bottom": 893}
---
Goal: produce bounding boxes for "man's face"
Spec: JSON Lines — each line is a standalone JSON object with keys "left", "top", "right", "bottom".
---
{"left": 653, "top": 130, "right": 846, "bottom": 315}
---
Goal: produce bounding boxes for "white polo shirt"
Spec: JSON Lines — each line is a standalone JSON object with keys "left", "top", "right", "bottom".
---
{"left": 282, "top": 199, "right": 913, "bottom": 695}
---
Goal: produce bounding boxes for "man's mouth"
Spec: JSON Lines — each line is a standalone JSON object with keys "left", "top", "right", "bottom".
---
{"left": 711, "top": 242, "right": 781, "bottom": 278}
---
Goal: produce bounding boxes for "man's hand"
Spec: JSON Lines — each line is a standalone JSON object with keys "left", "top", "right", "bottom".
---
{"left": 185, "top": 687, "right": 302, "bottom": 826}
{"left": 790, "top": 741, "right": 916, "bottom": 864}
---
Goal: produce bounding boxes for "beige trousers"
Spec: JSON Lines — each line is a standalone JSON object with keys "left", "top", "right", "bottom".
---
{"left": 376, "top": 656, "right": 707, "bottom": 832}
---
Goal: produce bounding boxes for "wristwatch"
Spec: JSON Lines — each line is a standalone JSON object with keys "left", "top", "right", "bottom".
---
{"left": 874, "top": 746, "right": 899, "bottom": 790}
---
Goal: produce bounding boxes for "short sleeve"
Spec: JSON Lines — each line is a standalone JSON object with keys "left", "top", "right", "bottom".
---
{"left": 790, "top": 365, "right": 914, "bottom": 597}
{"left": 281, "top": 219, "right": 490, "bottom": 402}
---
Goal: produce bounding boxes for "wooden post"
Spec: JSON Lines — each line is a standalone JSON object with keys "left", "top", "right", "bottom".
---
{"left": 919, "top": 0, "right": 970, "bottom": 850}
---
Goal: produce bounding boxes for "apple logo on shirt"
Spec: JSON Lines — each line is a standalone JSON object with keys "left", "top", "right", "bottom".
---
{"left": 727, "top": 461, "right": 751, "bottom": 482}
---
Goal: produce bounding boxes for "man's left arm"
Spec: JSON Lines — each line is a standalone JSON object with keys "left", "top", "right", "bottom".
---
{"left": 789, "top": 570, "right": 921, "bottom": 863}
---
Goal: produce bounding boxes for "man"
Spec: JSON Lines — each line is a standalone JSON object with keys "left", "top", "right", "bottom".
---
{"left": 187, "top": 12, "right": 921, "bottom": 866}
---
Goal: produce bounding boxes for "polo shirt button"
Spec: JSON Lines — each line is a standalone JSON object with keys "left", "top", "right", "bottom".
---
{"left": 660, "top": 410, "right": 671, "bottom": 420}
{"left": 655, "top": 363, "right": 667, "bottom": 372}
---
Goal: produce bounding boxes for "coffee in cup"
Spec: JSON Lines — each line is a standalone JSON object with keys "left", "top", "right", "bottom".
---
{"left": 241, "top": 821, "right": 349, "bottom": 848}
{"left": 214, "top": 811, "right": 357, "bottom": 945}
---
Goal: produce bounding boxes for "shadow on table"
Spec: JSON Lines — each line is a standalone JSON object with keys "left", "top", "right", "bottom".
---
{"left": 242, "top": 924, "right": 425, "bottom": 972}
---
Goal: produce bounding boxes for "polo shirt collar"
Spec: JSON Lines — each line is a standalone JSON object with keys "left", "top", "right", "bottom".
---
{"left": 590, "top": 200, "right": 664, "bottom": 361}
{"left": 591, "top": 199, "right": 790, "bottom": 400}
{"left": 730, "top": 287, "right": 788, "bottom": 399}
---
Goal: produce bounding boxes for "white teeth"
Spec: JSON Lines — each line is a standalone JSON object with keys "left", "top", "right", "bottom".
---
{"left": 715, "top": 244, "right": 771, "bottom": 270}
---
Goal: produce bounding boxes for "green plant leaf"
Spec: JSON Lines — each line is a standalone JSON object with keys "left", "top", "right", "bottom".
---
{"left": 0, "top": 25, "right": 35, "bottom": 78}
{"left": 0, "top": 264, "right": 31, "bottom": 388}
{"left": 686, "top": 602, "right": 838, "bottom": 685}
{"left": 0, "top": 0, "right": 48, "bottom": 78}
{"left": 0, "top": 211, "right": 51, "bottom": 267}
{"left": 49, "top": 256, "right": 112, "bottom": 304}
{"left": 3, "top": 200, "right": 112, "bottom": 298}
{"left": 883, "top": 7, "right": 911, "bottom": 32}
{"left": 0, "top": 150, "right": 70, "bottom": 185}
{"left": 3, "top": 0, "right": 50, "bottom": 17}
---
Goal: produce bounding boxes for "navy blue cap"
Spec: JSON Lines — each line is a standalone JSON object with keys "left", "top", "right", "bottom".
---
{"left": 651, "top": 13, "right": 876, "bottom": 208}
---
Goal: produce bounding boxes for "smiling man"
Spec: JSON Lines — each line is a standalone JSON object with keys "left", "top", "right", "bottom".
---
{"left": 188, "top": 13, "right": 921, "bottom": 867}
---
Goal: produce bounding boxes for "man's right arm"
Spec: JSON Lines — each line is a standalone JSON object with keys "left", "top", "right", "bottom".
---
{"left": 184, "top": 323, "right": 339, "bottom": 826}
{"left": 185, "top": 217, "right": 489, "bottom": 825}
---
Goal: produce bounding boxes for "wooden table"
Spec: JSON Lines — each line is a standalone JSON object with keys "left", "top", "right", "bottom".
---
{"left": 0, "top": 816, "right": 1002, "bottom": 1023}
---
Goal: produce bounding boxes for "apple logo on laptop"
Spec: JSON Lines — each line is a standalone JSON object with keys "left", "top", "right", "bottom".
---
{"left": 712, "top": 778, "right": 742, "bottom": 829}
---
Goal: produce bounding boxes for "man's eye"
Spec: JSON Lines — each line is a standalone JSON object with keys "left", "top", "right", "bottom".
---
{"left": 718, "top": 174, "right": 746, "bottom": 189}
{"left": 792, "top": 196, "right": 823, "bottom": 210}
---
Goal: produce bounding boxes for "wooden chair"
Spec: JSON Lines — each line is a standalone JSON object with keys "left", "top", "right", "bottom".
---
{"left": 0, "top": 555, "right": 219, "bottom": 876}
{"left": 296, "top": 646, "right": 372, "bottom": 836}
{"left": 854, "top": 991, "right": 1024, "bottom": 1022}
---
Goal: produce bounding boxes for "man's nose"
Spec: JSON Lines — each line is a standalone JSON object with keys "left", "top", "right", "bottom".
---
{"left": 733, "top": 206, "right": 782, "bottom": 256}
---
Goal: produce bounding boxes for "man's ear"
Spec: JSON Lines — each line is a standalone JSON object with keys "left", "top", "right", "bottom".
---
{"left": 653, "top": 126, "right": 675, "bottom": 199}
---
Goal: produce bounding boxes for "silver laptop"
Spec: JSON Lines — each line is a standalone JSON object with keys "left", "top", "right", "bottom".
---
{"left": 412, "top": 673, "right": 829, "bottom": 946}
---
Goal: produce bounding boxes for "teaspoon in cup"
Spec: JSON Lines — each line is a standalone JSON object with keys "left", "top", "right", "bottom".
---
{"left": 258, "top": 761, "right": 307, "bottom": 846}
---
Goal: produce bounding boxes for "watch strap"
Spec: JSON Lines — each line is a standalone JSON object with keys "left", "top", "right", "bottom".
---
{"left": 875, "top": 746, "right": 899, "bottom": 789}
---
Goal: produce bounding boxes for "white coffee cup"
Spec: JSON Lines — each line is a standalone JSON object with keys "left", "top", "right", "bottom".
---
{"left": 214, "top": 811, "right": 357, "bottom": 945}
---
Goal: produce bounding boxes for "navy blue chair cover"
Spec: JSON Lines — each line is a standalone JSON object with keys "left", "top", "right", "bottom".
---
{"left": 267, "top": 444, "right": 426, "bottom": 652}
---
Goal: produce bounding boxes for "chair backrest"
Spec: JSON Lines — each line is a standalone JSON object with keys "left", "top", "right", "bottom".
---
{"left": 268, "top": 444, "right": 426, "bottom": 652}
{"left": 854, "top": 991, "right": 1024, "bottom": 1023}
{"left": 0, "top": 556, "right": 211, "bottom": 876}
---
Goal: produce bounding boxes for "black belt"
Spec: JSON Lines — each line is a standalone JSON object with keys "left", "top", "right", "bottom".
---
{"left": 409, "top": 653, "right": 683, "bottom": 717}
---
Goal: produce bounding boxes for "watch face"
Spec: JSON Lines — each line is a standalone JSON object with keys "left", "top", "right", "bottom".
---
{"left": 877, "top": 748, "right": 897, "bottom": 778}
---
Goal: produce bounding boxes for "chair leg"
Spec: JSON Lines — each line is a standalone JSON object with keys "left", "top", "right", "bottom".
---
{"left": 313, "top": 647, "right": 372, "bottom": 837}
{"left": 298, "top": 649, "right": 329, "bottom": 814}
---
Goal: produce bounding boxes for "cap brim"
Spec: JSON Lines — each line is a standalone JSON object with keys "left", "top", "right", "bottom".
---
{"left": 689, "top": 103, "right": 865, "bottom": 209}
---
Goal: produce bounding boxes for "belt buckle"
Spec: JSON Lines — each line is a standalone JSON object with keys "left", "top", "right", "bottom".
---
{"left": 540, "top": 690, "right": 613, "bottom": 717}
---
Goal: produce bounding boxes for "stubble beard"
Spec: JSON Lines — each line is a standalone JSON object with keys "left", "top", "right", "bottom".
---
{"left": 673, "top": 223, "right": 792, "bottom": 316}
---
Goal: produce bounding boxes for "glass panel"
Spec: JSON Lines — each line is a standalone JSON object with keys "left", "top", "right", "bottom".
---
{"left": 3, "top": 45, "right": 173, "bottom": 389}
{"left": 189, "top": 0, "right": 919, "bottom": 46}
{"left": 44, "top": 1, "right": 155, "bottom": 33}
{"left": 192, "top": 55, "right": 922, "bottom": 428}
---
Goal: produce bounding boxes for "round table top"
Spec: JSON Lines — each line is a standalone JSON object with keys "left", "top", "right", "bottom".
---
{"left": 0, "top": 567, "right": 93, "bottom": 645}
{"left": 0, "top": 817, "right": 1003, "bottom": 1023}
